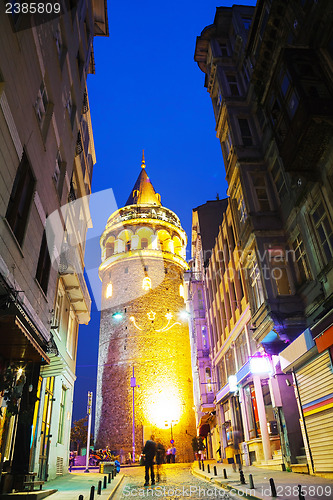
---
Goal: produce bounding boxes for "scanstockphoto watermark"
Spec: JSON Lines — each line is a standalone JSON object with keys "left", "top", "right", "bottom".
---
{"left": 122, "top": 485, "right": 232, "bottom": 497}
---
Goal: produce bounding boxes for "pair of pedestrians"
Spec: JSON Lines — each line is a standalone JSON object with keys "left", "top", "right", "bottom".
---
{"left": 142, "top": 436, "right": 166, "bottom": 486}
{"left": 166, "top": 446, "right": 176, "bottom": 463}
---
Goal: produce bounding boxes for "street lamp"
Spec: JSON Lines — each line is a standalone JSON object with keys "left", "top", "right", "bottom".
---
{"left": 131, "top": 367, "right": 136, "bottom": 463}
{"left": 164, "top": 419, "right": 179, "bottom": 442}
{"left": 84, "top": 391, "right": 93, "bottom": 473}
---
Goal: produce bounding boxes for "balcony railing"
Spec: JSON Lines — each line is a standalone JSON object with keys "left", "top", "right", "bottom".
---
{"left": 107, "top": 206, "right": 182, "bottom": 229}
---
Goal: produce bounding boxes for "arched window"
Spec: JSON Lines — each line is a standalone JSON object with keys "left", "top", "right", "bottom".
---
{"left": 141, "top": 238, "right": 148, "bottom": 249}
{"left": 142, "top": 277, "right": 151, "bottom": 290}
{"left": 205, "top": 367, "right": 212, "bottom": 392}
{"left": 106, "top": 242, "right": 114, "bottom": 258}
{"left": 106, "top": 283, "right": 113, "bottom": 298}
{"left": 198, "top": 289, "right": 204, "bottom": 310}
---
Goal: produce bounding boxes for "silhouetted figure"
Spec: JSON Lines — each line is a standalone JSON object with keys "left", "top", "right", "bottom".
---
{"left": 143, "top": 435, "right": 156, "bottom": 486}
{"left": 156, "top": 440, "right": 165, "bottom": 482}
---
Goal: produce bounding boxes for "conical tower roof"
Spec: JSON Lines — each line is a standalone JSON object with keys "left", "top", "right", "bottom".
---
{"left": 125, "top": 151, "right": 161, "bottom": 206}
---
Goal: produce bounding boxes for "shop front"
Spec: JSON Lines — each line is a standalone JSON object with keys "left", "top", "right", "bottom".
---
{"left": 280, "top": 322, "right": 333, "bottom": 478}
{"left": 0, "top": 288, "right": 50, "bottom": 492}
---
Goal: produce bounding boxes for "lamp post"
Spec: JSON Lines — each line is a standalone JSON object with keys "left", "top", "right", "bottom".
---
{"left": 84, "top": 391, "right": 93, "bottom": 473}
{"left": 131, "top": 367, "right": 136, "bottom": 463}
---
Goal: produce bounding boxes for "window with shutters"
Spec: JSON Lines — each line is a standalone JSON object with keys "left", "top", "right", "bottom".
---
{"left": 6, "top": 152, "right": 35, "bottom": 246}
{"left": 226, "top": 74, "right": 240, "bottom": 96}
{"left": 292, "top": 234, "right": 312, "bottom": 284}
{"left": 311, "top": 201, "right": 333, "bottom": 266}
{"left": 36, "top": 229, "right": 52, "bottom": 295}
{"left": 238, "top": 118, "right": 253, "bottom": 146}
{"left": 57, "top": 386, "right": 67, "bottom": 444}
{"left": 251, "top": 172, "right": 271, "bottom": 212}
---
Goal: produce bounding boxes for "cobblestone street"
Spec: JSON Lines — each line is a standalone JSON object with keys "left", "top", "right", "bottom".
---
{"left": 115, "top": 464, "right": 230, "bottom": 500}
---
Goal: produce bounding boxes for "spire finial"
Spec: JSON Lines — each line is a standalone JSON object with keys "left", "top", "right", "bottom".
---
{"left": 141, "top": 150, "right": 146, "bottom": 169}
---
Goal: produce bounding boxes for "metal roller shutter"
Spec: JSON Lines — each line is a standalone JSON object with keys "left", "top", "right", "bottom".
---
{"left": 296, "top": 351, "right": 333, "bottom": 473}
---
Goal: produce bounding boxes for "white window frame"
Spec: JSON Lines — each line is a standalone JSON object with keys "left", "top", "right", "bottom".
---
{"left": 35, "top": 81, "right": 48, "bottom": 124}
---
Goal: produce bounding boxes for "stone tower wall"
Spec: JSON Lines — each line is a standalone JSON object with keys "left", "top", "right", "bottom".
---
{"left": 95, "top": 254, "right": 196, "bottom": 462}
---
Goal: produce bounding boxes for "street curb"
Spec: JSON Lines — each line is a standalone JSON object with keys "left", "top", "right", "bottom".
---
{"left": 107, "top": 473, "right": 125, "bottom": 500}
{"left": 191, "top": 464, "right": 263, "bottom": 500}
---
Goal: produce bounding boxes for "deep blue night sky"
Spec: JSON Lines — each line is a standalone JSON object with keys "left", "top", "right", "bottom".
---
{"left": 73, "top": 0, "right": 256, "bottom": 430}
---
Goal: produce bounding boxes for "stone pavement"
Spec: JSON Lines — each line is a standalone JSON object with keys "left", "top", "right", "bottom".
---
{"left": 43, "top": 470, "right": 124, "bottom": 500}
{"left": 192, "top": 460, "right": 333, "bottom": 500}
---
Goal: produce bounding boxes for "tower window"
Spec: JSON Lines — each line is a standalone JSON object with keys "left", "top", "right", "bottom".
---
{"left": 141, "top": 238, "right": 148, "bottom": 249}
{"left": 179, "top": 284, "right": 184, "bottom": 298}
{"left": 106, "top": 242, "right": 114, "bottom": 258}
{"left": 106, "top": 283, "right": 113, "bottom": 298}
{"left": 142, "top": 277, "right": 151, "bottom": 290}
{"left": 125, "top": 240, "right": 131, "bottom": 252}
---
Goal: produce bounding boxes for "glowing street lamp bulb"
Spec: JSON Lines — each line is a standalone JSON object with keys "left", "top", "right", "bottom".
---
{"left": 180, "top": 310, "right": 190, "bottom": 320}
{"left": 17, "top": 368, "right": 23, "bottom": 377}
{"left": 112, "top": 312, "right": 123, "bottom": 320}
{"left": 147, "top": 390, "right": 182, "bottom": 429}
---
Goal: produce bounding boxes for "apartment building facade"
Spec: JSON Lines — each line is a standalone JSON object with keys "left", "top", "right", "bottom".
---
{"left": 186, "top": 199, "right": 228, "bottom": 458}
{"left": 194, "top": 1, "right": 333, "bottom": 474}
{"left": 0, "top": 0, "right": 108, "bottom": 490}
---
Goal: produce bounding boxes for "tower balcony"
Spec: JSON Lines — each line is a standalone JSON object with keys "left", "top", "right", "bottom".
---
{"left": 106, "top": 205, "right": 182, "bottom": 230}
{"left": 99, "top": 247, "right": 189, "bottom": 276}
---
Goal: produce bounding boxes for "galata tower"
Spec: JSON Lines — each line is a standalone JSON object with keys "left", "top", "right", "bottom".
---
{"left": 95, "top": 153, "right": 196, "bottom": 462}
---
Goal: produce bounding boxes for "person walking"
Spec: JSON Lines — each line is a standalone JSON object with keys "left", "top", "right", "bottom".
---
{"left": 170, "top": 445, "right": 176, "bottom": 463}
{"left": 142, "top": 435, "right": 156, "bottom": 486}
{"left": 156, "top": 440, "right": 166, "bottom": 482}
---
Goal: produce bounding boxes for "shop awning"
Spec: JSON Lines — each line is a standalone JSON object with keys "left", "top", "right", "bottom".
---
{"left": 0, "top": 313, "right": 50, "bottom": 364}
{"left": 199, "top": 423, "right": 210, "bottom": 438}
{"left": 315, "top": 324, "right": 333, "bottom": 353}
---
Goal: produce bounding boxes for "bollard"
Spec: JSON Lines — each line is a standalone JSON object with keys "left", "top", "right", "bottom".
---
{"left": 89, "top": 485, "right": 95, "bottom": 500}
{"left": 111, "top": 470, "right": 114, "bottom": 480}
{"left": 202, "top": 461, "right": 205, "bottom": 472}
{"left": 223, "top": 468, "right": 227, "bottom": 479}
{"left": 103, "top": 476, "right": 107, "bottom": 489}
{"left": 207, "top": 464, "right": 210, "bottom": 474}
{"left": 240, "top": 468, "right": 246, "bottom": 484}
{"left": 270, "top": 478, "right": 277, "bottom": 497}
{"left": 199, "top": 460, "right": 201, "bottom": 470}
{"left": 108, "top": 472, "right": 111, "bottom": 483}
{"left": 249, "top": 474, "right": 254, "bottom": 490}
{"left": 79, "top": 496, "right": 84, "bottom": 500}
{"left": 97, "top": 480, "right": 102, "bottom": 495}
{"left": 214, "top": 466, "right": 217, "bottom": 476}
{"left": 298, "top": 485, "right": 305, "bottom": 500}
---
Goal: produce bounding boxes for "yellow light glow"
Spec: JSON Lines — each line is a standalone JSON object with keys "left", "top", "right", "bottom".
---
{"left": 179, "top": 284, "right": 184, "bottom": 298}
{"left": 106, "top": 283, "right": 113, "bottom": 298}
{"left": 146, "top": 389, "right": 182, "bottom": 429}
{"left": 17, "top": 368, "right": 23, "bottom": 377}
{"left": 142, "top": 277, "right": 151, "bottom": 290}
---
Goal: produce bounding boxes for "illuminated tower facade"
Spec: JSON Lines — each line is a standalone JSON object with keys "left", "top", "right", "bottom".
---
{"left": 95, "top": 154, "right": 196, "bottom": 462}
